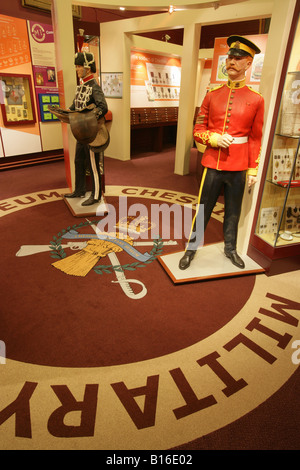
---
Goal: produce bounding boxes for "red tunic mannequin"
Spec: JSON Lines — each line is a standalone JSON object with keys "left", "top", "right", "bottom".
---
{"left": 179, "top": 35, "right": 264, "bottom": 270}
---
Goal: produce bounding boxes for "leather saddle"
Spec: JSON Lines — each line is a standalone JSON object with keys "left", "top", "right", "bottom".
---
{"left": 48, "top": 104, "right": 110, "bottom": 152}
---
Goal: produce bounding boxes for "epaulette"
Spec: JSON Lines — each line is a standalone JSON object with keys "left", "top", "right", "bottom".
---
{"left": 246, "top": 85, "right": 263, "bottom": 96}
{"left": 208, "top": 84, "right": 224, "bottom": 93}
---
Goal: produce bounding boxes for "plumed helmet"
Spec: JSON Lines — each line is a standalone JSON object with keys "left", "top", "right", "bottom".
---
{"left": 74, "top": 52, "right": 96, "bottom": 73}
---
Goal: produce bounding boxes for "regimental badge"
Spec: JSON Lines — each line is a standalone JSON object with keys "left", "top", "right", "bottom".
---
{"left": 116, "top": 215, "right": 154, "bottom": 235}
{"left": 16, "top": 218, "right": 177, "bottom": 300}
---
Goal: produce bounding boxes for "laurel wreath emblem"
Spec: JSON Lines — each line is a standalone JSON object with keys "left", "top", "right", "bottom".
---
{"left": 49, "top": 219, "right": 163, "bottom": 274}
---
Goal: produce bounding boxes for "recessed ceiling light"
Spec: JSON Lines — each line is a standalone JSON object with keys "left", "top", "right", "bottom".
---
{"left": 120, "top": 7, "right": 125, "bottom": 10}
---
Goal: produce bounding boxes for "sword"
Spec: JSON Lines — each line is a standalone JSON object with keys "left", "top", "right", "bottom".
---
{"left": 16, "top": 242, "right": 87, "bottom": 257}
{"left": 86, "top": 219, "right": 148, "bottom": 300}
{"left": 15, "top": 239, "right": 178, "bottom": 257}
{"left": 109, "top": 251, "right": 147, "bottom": 300}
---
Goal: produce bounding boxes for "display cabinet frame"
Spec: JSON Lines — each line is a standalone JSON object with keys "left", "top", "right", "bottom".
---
{"left": 249, "top": 5, "right": 300, "bottom": 263}
{"left": 0, "top": 73, "right": 37, "bottom": 126}
{"left": 253, "top": 135, "right": 300, "bottom": 257}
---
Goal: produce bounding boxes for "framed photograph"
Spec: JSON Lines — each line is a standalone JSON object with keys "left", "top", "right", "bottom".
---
{"left": 21, "top": 0, "right": 81, "bottom": 18}
{"left": 101, "top": 73, "right": 123, "bottom": 98}
{"left": 0, "top": 73, "right": 37, "bottom": 125}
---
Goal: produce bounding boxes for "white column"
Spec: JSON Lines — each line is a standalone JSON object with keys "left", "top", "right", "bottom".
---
{"left": 122, "top": 33, "right": 132, "bottom": 161}
{"left": 174, "top": 23, "right": 201, "bottom": 175}
{"left": 51, "top": 0, "right": 77, "bottom": 189}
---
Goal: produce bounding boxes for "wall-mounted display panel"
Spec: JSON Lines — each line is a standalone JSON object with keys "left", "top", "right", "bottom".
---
{"left": 130, "top": 51, "right": 181, "bottom": 108}
{"left": 38, "top": 93, "right": 59, "bottom": 121}
{"left": 0, "top": 73, "right": 36, "bottom": 125}
{"left": 101, "top": 73, "right": 123, "bottom": 98}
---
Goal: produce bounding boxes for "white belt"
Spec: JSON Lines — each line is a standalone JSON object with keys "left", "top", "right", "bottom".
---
{"left": 232, "top": 136, "right": 248, "bottom": 144}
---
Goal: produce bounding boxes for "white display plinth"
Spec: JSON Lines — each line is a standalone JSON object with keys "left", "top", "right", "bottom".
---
{"left": 63, "top": 192, "right": 108, "bottom": 217}
{"left": 158, "top": 242, "right": 264, "bottom": 284}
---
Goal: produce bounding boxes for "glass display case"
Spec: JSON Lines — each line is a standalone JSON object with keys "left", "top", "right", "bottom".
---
{"left": 251, "top": 10, "right": 300, "bottom": 260}
{"left": 255, "top": 134, "right": 300, "bottom": 248}
{"left": 0, "top": 73, "right": 36, "bottom": 125}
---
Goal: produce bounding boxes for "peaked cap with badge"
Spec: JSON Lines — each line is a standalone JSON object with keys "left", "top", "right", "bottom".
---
{"left": 227, "top": 35, "right": 261, "bottom": 58}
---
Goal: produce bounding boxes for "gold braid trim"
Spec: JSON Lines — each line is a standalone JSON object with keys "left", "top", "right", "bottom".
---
{"left": 194, "top": 131, "right": 220, "bottom": 147}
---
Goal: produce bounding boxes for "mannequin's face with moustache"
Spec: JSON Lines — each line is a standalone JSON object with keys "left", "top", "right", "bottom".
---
{"left": 226, "top": 55, "right": 252, "bottom": 81}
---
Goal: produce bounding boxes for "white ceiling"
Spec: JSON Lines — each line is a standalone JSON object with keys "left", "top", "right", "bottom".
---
{"left": 73, "top": 0, "right": 248, "bottom": 12}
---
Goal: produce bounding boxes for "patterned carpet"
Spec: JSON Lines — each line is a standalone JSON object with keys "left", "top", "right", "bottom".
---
{"left": 0, "top": 150, "right": 300, "bottom": 451}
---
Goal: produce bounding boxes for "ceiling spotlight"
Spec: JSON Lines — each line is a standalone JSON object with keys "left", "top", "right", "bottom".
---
{"left": 119, "top": 6, "right": 125, "bottom": 11}
{"left": 168, "top": 5, "right": 174, "bottom": 14}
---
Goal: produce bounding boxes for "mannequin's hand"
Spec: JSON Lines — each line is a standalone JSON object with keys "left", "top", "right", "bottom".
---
{"left": 217, "top": 134, "right": 234, "bottom": 148}
{"left": 248, "top": 175, "right": 257, "bottom": 188}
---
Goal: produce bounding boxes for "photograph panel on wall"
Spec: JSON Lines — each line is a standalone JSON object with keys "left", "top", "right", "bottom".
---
{"left": 0, "top": 73, "right": 36, "bottom": 125}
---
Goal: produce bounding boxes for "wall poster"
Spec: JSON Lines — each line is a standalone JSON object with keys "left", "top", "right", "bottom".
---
{"left": 0, "top": 15, "right": 31, "bottom": 69}
{"left": 27, "top": 20, "right": 60, "bottom": 121}
{"left": 130, "top": 51, "right": 181, "bottom": 107}
{"left": 0, "top": 14, "right": 42, "bottom": 158}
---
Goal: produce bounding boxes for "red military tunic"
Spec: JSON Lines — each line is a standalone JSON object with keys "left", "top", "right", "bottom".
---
{"left": 194, "top": 78, "right": 264, "bottom": 176}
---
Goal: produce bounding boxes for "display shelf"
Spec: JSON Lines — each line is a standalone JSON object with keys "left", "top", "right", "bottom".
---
{"left": 254, "top": 132, "right": 300, "bottom": 252}
{"left": 255, "top": 129, "right": 300, "bottom": 248}
{"left": 250, "top": 8, "right": 300, "bottom": 263}
{"left": 255, "top": 230, "right": 300, "bottom": 247}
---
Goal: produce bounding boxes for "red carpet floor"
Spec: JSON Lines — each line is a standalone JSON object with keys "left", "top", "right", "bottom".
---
{"left": 0, "top": 148, "right": 300, "bottom": 451}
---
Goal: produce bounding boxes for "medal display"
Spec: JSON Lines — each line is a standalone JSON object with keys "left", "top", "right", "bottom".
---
{"left": 0, "top": 73, "right": 36, "bottom": 125}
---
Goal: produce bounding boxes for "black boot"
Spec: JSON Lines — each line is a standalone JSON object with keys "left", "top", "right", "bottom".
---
{"left": 64, "top": 191, "right": 85, "bottom": 198}
{"left": 81, "top": 194, "right": 100, "bottom": 206}
{"left": 224, "top": 249, "right": 245, "bottom": 269}
{"left": 179, "top": 250, "right": 196, "bottom": 270}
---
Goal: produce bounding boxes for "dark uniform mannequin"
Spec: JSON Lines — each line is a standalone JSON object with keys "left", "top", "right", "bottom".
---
{"left": 65, "top": 52, "right": 108, "bottom": 206}
{"left": 179, "top": 35, "right": 264, "bottom": 270}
